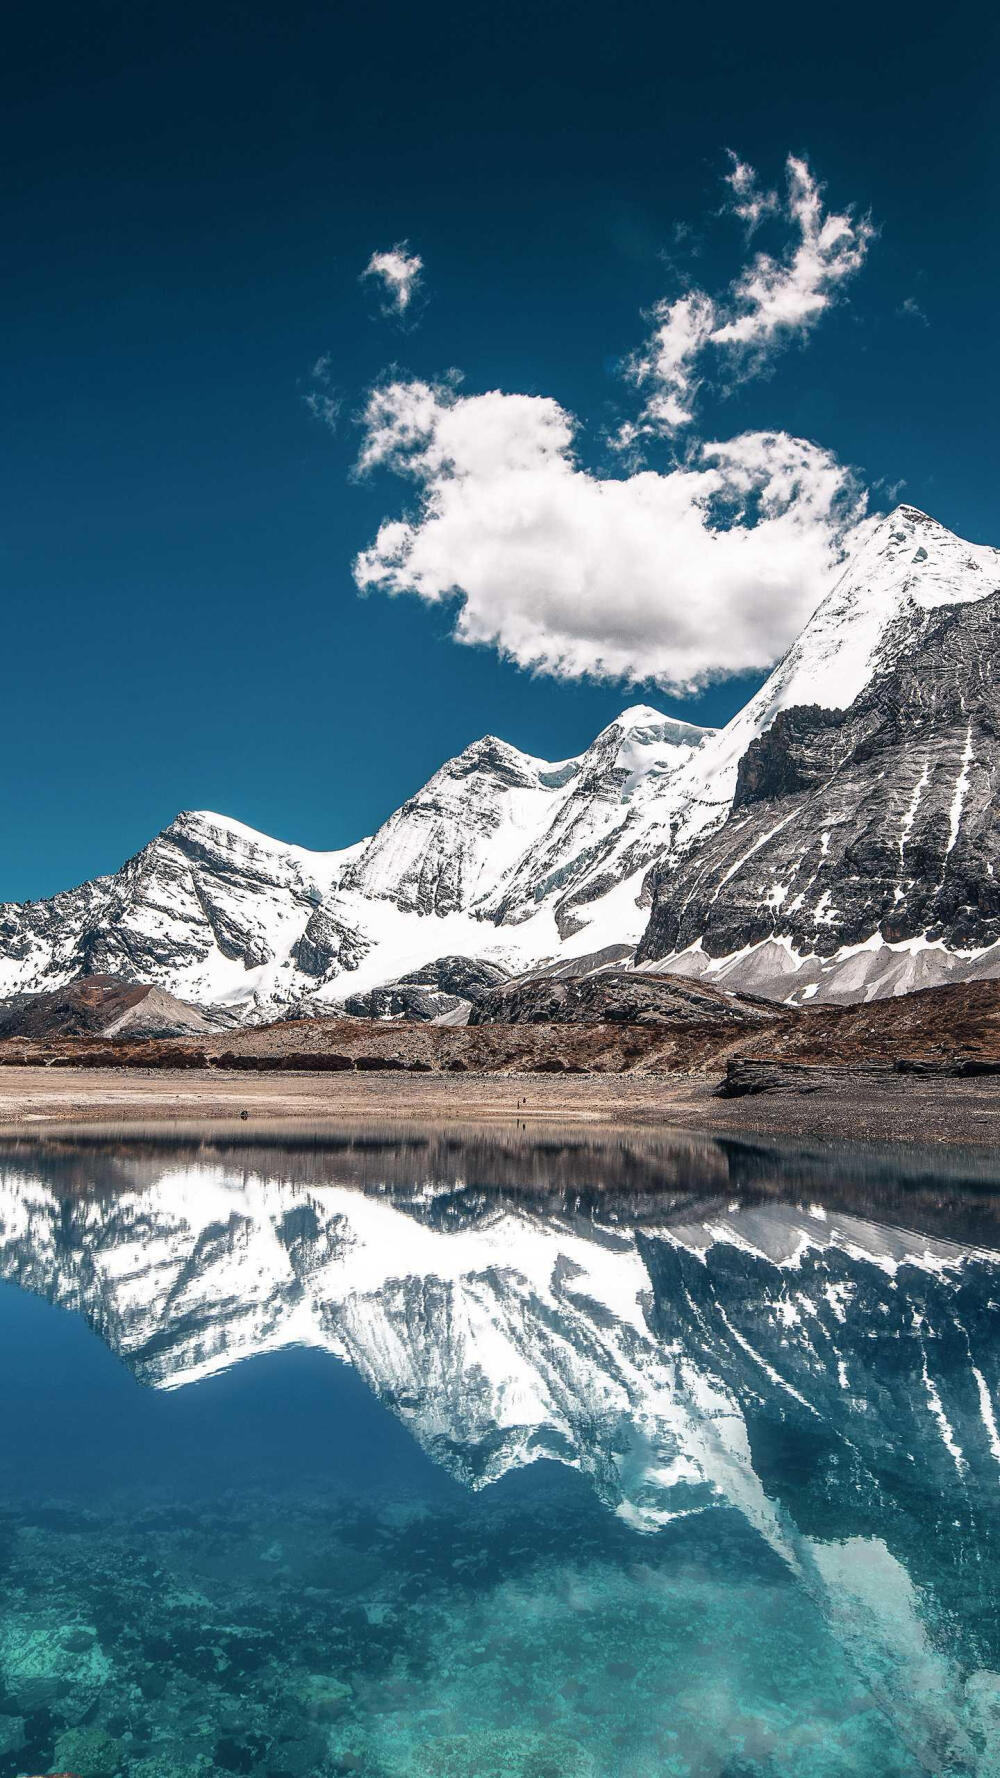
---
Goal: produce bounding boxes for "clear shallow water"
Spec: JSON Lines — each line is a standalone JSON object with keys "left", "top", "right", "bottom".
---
{"left": 1, "top": 1126, "right": 1000, "bottom": 1777}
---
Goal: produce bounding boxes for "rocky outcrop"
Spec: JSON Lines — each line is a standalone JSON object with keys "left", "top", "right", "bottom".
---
{"left": 291, "top": 908, "right": 371, "bottom": 980}
{"left": 342, "top": 985, "right": 465, "bottom": 1022}
{"left": 470, "top": 968, "right": 776, "bottom": 1029}
{"left": 343, "top": 956, "right": 511, "bottom": 1023}
{"left": 716, "top": 1058, "right": 893, "bottom": 1097}
{"left": 731, "top": 705, "right": 846, "bottom": 808}
{"left": 398, "top": 954, "right": 509, "bottom": 1001}
{"left": 0, "top": 975, "right": 215, "bottom": 1040}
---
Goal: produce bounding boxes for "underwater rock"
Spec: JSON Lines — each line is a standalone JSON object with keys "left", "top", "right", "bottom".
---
{"left": 262, "top": 1699, "right": 334, "bottom": 1770}
{"left": 0, "top": 1711, "right": 25, "bottom": 1756}
{"left": 127, "top": 1758, "right": 214, "bottom": 1778}
{"left": 416, "top": 1728, "right": 596, "bottom": 1778}
{"left": 298, "top": 1671, "right": 353, "bottom": 1721}
{"left": 963, "top": 1669, "right": 1000, "bottom": 1759}
{"left": 0, "top": 1618, "right": 109, "bottom": 1719}
{"left": 52, "top": 1724, "right": 124, "bottom": 1776}
{"left": 211, "top": 1730, "right": 270, "bottom": 1771}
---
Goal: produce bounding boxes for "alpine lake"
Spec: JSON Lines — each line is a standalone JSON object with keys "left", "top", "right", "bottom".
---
{"left": 2, "top": 1121, "right": 1000, "bottom": 1778}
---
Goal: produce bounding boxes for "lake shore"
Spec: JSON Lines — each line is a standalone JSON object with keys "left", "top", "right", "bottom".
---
{"left": 2, "top": 1063, "right": 1000, "bottom": 1147}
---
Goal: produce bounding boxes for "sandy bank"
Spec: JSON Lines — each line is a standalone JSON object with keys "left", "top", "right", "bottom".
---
{"left": 2, "top": 1064, "right": 1000, "bottom": 1147}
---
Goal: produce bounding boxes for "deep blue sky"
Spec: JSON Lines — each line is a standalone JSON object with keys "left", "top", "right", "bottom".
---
{"left": 3, "top": 0, "right": 997, "bottom": 900}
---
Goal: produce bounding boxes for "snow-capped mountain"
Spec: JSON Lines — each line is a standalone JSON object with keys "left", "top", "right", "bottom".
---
{"left": 675, "top": 501, "right": 1000, "bottom": 827}
{"left": 0, "top": 811, "right": 367, "bottom": 1018}
{"left": 2, "top": 1153, "right": 1000, "bottom": 1765}
{"left": 2, "top": 504, "right": 999, "bottom": 1016}
{"left": 639, "top": 510, "right": 1000, "bottom": 1002}
{"left": 0, "top": 707, "right": 715, "bottom": 1019}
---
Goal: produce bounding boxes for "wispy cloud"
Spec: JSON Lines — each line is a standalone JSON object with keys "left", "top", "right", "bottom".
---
{"left": 712, "top": 157, "right": 874, "bottom": 352}
{"left": 616, "top": 292, "right": 717, "bottom": 444}
{"left": 897, "top": 295, "right": 929, "bottom": 325}
{"left": 303, "top": 352, "right": 341, "bottom": 431}
{"left": 621, "top": 155, "right": 874, "bottom": 443}
{"left": 723, "top": 152, "right": 778, "bottom": 233}
{"left": 361, "top": 242, "right": 424, "bottom": 321}
{"left": 355, "top": 379, "right": 866, "bottom": 692}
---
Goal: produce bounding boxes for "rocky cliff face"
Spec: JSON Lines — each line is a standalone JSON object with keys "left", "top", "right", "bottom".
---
{"left": 2, "top": 505, "right": 999, "bottom": 1017}
{"left": 638, "top": 586, "right": 1000, "bottom": 1003}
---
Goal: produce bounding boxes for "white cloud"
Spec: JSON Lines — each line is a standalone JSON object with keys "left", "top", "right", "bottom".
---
{"left": 624, "top": 155, "right": 874, "bottom": 440}
{"left": 354, "top": 379, "right": 866, "bottom": 691}
{"left": 723, "top": 153, "right": 778, "bottom": 232}
{"left": 711, "top": 157, "right": 874, "bottom": 353}
{"left": 361, "top": 243, "right": 424, "bottom": 319}
{"left": 618, "top": 291, "right": 718, "bottom": 442}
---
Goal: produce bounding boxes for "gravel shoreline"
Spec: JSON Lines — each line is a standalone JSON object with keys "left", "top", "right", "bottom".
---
{"left": 2, "top": 1064, "right": 1000, "bottom": 1148}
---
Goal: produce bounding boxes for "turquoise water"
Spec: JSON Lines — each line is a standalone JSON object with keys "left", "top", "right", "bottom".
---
{"left": 1, "top": 1126, "right": 999, "bottom": 1777}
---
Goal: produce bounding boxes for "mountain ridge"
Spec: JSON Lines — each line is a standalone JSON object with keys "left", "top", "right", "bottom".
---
{"left": 3, "top": 504, "right": 1000, "bottom": 1018}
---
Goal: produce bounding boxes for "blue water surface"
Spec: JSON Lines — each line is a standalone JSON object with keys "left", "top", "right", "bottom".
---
{"left": 1, "top": 1126, "right": 998, "bottom": 1778}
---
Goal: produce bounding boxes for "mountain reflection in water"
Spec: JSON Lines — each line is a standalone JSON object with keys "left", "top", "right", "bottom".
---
{"left": 1, "top": 1123, "right": 1000, "bottom": 1778}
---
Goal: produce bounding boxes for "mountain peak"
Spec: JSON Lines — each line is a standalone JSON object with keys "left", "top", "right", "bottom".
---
{"left": 745, "top": 503, "right": 1000, "bottom": 723}
{"left": 865, "top": 501, "right": 1000, "bottom": 565}
{"left": 614, "top": 703, "right": 669, "bottom": 727}
{"left": 162, "top": 810, "right": 357, "bottom": 877}
{"left": 446, "top": 732, "right": 559, "bottom": 788}
{"left": 168, "top": 809, "right": 281, "bottom": 843}
{"left": 603, "top": 705, "right": 715, "bottom": 746}
{"left": 883, "top": 502, "right": 940, "bottom": 528}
